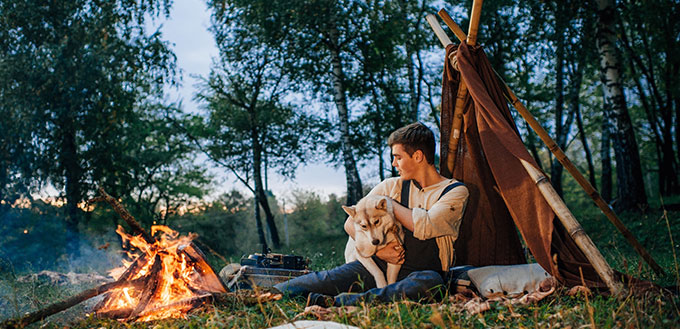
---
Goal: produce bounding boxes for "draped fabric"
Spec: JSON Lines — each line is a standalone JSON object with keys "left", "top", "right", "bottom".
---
{"left": 440, "top": 42, "right": 608, "bottom": 288}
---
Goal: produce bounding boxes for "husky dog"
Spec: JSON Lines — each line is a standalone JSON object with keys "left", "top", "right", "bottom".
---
{"left": 342, "top": 195, "right": 404, "bottom": 288}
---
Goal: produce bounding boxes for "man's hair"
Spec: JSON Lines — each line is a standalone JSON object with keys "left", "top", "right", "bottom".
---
{"left": 387, "top": 122, "right": 436, "bottom": 164}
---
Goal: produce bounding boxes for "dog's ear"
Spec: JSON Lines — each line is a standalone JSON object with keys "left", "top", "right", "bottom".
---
{"left": 342, "top": 205, "right": 356, "bottom": 217}
{"left": 376, "top": 198, "right": 387, "bottom": 210}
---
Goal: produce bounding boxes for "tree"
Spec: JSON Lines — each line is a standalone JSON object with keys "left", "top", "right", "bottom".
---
{"left": 618, "top": 0, "right": 680, "bottom": 196}
{"left": 595, "top": 0, "right": 647, "bottom": 210}
{"left": 0, "top": 1, "right": 208, "bottom": 236}
{"left": 194, "top": 3, "right": 323, "bottom": 249}
{"left": 213, "top": 0, "right": 369, "bottom": 204}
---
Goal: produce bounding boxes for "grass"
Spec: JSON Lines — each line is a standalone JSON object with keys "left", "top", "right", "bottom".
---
{"left": 2, "top": 205, "right": 680, "bottom": 328}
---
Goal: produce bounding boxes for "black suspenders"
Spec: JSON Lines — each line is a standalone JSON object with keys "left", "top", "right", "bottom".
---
{"left": 400, "top": 180, "right": 466, "bottom": 206}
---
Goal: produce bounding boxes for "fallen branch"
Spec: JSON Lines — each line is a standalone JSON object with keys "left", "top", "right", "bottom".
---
{"left": 1, "top": 279, "right": 140, "bottom": 329}
{"left": 92, "top": 188, "right": 155, "bottom": 244}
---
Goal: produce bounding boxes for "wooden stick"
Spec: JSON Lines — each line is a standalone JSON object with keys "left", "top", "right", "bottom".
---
{"left": 519, "top": 159, "right": 624, "bottom": 295}
{"left": 438, "top": 9, "right": 466, "bottom": 42}
{"left": 426, "top": 14, "right": 452, "bottom": 47}
{"left": 496, "top": 72, "right": 666, "bottom": 276}
{"left": 446, "top": 80, "right": 468, "bottom": 174}
{"left": 467, "top": 0, "right": 484, "bottom": 46}
{"left": 427, "top": 12, "right": 467, "bottom": 175}
{"left": 94, "top": 188, "right": 155, "bottom": 244}
{"left": 1, "top": 279, "right": 138, "bottom": 328}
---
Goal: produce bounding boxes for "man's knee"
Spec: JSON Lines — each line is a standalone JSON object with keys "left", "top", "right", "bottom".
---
{"left": 408, "top": 270, "right": 444, "bottom": 287}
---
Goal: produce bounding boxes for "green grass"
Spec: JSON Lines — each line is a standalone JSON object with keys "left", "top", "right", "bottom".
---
{"left": 2, "top": 206, "right": 680, "bottom": 328}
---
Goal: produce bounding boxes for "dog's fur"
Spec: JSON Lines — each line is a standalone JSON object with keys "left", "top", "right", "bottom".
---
{"left": 342, "top": 195, "right": 404, "bottom": 288}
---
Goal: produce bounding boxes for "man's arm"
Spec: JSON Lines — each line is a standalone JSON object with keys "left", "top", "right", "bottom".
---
{"left": 390, "top": 200, "right": 414, "bottom": 232}
{"left": 410, "top": 186, "right": 469, "bottom": 240}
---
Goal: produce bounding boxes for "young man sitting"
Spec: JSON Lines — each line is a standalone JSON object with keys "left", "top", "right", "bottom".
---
{"left": 274, "top": 122, "right": 469, "bottom": 306}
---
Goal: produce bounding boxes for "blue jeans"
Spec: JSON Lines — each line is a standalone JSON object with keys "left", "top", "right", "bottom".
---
{"left": 273, "top": 260, "right": 445, "bottom": 306}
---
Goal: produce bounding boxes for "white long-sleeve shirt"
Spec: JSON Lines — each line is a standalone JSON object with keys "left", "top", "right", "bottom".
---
{"left": 367, "top": 177, "right": 469, "bottom": 271}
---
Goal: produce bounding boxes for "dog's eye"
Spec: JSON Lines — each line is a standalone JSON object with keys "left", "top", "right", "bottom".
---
{"left": 361, "top": 225, "right": 367, "bottom": 229}
{"left": 373, "top": 219, "right": 379, "bottom": 225}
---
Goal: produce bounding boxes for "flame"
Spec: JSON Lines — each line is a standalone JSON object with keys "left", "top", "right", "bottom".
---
{"left": 96, "top": 225, "right": 225, "bottom": 322}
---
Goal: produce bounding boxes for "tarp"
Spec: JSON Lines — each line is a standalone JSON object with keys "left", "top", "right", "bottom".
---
{"left": 440, "top": 42, "right": 607, "bottom": 288}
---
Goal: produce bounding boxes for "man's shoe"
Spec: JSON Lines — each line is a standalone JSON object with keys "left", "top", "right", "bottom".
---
{"left": 306, "top": 292, "right": 335, "bottom": 308}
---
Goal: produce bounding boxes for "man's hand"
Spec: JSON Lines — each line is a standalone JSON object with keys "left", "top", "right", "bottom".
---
{"left": 375, "top": 240, "right": 405, "bottom": 265}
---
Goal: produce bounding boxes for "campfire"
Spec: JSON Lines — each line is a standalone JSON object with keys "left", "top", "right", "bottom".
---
{"left": 92, "top": 224, "right": 227, "bottom": 321}
{"left": 1, "top": 188, "right": 236, "bottom": 328}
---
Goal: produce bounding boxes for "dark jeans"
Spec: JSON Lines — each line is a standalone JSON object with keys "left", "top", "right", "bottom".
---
{"left": 273, "top": 260, "right": 445, "bottom": 306}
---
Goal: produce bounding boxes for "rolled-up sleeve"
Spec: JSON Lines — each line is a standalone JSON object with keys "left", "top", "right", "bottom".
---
{"left": 412, "top": 186, "right": 469, "bottom": 240}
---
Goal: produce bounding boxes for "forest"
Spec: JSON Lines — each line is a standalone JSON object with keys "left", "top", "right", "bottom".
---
{"left": 0, "top": 0, "right": 679, "bottom": 327}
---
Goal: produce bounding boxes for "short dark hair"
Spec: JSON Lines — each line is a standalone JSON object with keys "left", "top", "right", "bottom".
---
{"left": 387, "top": 122, "right": 436, "bottom": 164}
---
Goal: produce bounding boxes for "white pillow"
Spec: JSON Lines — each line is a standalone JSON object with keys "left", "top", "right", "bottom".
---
{"left": 467, "top": 263, "right": 552, "bottom": 299}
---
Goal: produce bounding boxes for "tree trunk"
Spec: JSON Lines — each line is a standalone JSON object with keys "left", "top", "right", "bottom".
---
{"left": 595, "top": 0, "right": 647, "bottom": 210}
{"left": 524, "top": 120, "right": 544, "bottom": 171}
{"left": 551, "top": 2, "right": 567, "bottom": 197}
{"left": 253, "top": 191, "right": 267, "bottom": 253}
{"left": 575, "top": 101, "right": 597, "bottom": 189}
{"left": 601, "top": 106, "right": 613, "bottom": 203}
{"left": 60, "top": 112, "right": 82, "bottom": 256}
{"left": 329, "top": 25, "right": 363, "bottom": 205}
{"left": 251, "top": 125, "right": 280, "bottom": 249}
{"left": 406, "top": 47, "right": 418, "bottom": 122}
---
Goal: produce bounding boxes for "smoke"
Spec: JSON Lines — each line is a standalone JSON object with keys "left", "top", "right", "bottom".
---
{"left": 0, "top": 208, "right": 124, "bottom": 275}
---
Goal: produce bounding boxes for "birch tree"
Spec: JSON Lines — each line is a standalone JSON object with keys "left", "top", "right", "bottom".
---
{"left": 595, "top": 0, "right": 647, "bottom": 210}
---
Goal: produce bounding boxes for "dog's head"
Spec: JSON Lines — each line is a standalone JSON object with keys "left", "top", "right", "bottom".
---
{"left": 342, "top": 195, "right": 396, "bottom": 257}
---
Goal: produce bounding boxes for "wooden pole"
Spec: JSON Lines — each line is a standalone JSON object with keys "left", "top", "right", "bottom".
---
{"left": 425, "top": 14, "right": 452, "bottom": 48}
{"left": 520, "top": 159, "right": 624, "bottom": 295}
{"left": 467, "top": 0, "right": 484, "bottom": 46}
{"left": 497, "top": 73, "right": 665, "bottom": 276}
{"left": 437, "top": 8, "right": 468, "bottom": 174}
{"left": 438, "top": 9, "right": 466, "bottom": 42}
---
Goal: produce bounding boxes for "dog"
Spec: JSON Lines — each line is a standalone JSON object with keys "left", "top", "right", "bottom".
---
{"left": 342, "top": 195, "right": 404, "bottom": 288}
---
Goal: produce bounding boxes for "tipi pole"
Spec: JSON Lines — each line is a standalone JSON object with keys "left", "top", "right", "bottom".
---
{"left": 519, "top": 159, "right": 624, "bottom": 295}
{"left": 426, "top": 15, "right": 624, "bottom": 294}
{"left": 433, "top": 9, "right": 665, "bottom": 277}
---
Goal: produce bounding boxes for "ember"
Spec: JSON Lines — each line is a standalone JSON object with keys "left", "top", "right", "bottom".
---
{"left": 93, "top": 225, "right": 227, "bottom": 321}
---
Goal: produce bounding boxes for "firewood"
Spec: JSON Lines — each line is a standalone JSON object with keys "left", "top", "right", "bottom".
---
{"left": 130, "top": 294, "right": 214, "bottom": 321}
{"left": 92, "top": 252, "right": 151, "bottom": 313}
{"left": 127, "top": 254, "right": 163, "bottom": 319}
{"left": 0, "top": 279, "right": 138, "bottom": 329}
{"left": 93, "top": 308, "right": 133, "bottom": 319}
{"left": 93, "top": 188, "right": 155, "bottom": 244}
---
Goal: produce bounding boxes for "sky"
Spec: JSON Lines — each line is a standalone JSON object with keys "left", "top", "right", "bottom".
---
{"left": 156, "top": 0, "right": 361, "bottom": 202}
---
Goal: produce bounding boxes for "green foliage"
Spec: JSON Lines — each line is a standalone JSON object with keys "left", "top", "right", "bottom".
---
{"left": 0, "top": 0, "right": 211, "bottom": 230}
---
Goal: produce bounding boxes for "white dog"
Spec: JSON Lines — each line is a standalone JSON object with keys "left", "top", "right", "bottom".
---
{"left": 342, "top": 195, "right": 404, "bottom": 288}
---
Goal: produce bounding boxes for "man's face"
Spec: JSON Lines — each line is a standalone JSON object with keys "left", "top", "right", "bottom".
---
{"left": 391, "top": 144, "right": 420, "bottom": 180}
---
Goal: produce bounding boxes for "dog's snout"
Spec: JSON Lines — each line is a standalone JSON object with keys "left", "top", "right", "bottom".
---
{"left": 372, "top": 239, "right": 380, "bottom": 245}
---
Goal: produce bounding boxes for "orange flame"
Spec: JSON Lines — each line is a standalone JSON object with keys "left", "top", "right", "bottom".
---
{"left": 97, "top": 225, "right": 225, "bottom": 322}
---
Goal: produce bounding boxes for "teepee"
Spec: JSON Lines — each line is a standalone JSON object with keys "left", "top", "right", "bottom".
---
{"left": 425, "top": 1, "right": 661, "bottom": 295}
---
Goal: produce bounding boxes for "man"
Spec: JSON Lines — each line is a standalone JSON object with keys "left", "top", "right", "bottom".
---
{"left": 274, "top": 122, "right": 469, "bottom": 306}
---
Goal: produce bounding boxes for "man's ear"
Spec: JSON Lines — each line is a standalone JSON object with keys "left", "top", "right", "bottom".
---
{"left": 413, "top": 150, "right": 424, "bottom": 163}
{"left": 342, "top": 205, "right": 356, "bottom": 217}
